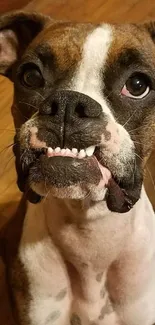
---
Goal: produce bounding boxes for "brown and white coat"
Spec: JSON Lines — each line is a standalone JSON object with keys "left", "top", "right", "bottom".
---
{"left": 0, "top": 10, "right": 155, "bottom": 325}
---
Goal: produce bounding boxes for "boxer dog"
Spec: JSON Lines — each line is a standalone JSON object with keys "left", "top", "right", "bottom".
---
{"left": 0, "top": 10, "right": 155, "bottom": 325}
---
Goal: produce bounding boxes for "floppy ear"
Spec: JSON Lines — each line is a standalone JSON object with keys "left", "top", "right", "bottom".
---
{"left": 144, "top": 21, "right": 155, "bottom": 41}
{"left": 0, "top": 11, "right": 49, "bottom": 202}
{"left": 0, "top": 10, "right": 50, "bottom": 77}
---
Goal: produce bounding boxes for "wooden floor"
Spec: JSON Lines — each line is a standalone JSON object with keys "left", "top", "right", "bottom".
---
{"left": 0, "top": 0, "right": 155, "bottom": 324}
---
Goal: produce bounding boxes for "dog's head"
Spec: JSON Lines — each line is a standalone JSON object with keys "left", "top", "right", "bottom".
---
{"left": 0, "top": 11, "right": 155, "bottom": 212}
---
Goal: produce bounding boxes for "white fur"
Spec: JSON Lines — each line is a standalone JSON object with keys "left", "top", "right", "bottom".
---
{"left": 71, "top": 25, "right": 114, "bottom": 119}
{"left": 19, "top": 187, "right": 155, "bottom": 325}
{"left": 19, "top": 203, "right": 72, "bottom": 325}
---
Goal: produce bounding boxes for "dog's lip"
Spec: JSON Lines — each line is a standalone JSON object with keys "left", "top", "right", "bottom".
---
{"left": 39, "top": 146, "right": 112, "bottom": 187}
{"left": 23, "top": 144, "right": 137, "bottom": 212}
{"left": 34, "top": 150, "right": 134, "bottom": 212}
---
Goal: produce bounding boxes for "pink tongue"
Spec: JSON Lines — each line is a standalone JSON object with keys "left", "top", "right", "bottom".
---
{"left": 96, "top": 160, "right": 111, "bottom": 187}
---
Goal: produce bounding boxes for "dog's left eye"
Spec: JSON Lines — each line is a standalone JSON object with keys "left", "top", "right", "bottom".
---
{"left": 121, "top": 73, "right": 151, "bottom": 99}
{"left": 21, "top": 66, "right": 43, "bottom": 88}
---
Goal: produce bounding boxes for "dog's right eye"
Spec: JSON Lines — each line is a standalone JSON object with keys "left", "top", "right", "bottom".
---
{"left": 21, "top": 66, "right": 43, "bottom": 88}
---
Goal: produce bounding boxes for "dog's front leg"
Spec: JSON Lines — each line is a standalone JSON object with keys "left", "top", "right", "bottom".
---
{"left": 56, "top": 218, "right": 123, "bottom": 325}
{"left": 108, "top": 253, "right": 155, "bottom": 325}
{"left": 10, "top": 203, "right": 72, "bottom": 325}
{"left": 108, "top": 192, "right": 155, "bottom": 325}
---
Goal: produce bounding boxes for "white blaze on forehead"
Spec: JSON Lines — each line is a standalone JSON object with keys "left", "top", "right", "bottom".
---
{"left": 71, "top": 24, "right": 114, "bottom": 118}
{"left": 71, "top": 25, "right": 135, "bottom": 168}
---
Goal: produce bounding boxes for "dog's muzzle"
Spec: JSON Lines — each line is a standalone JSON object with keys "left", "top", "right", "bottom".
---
{"left": 17, "top": 90, "right": 142, "bottom": 213}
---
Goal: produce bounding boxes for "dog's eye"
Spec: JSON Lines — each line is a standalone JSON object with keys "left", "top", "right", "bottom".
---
{"left": 22, "top": 67, "right": 43, "bottom": 88}
{"left": 121, "top": 73, "right": 151, "bottom": 99}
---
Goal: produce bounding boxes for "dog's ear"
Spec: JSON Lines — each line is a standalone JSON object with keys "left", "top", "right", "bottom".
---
{"left": 0, "top": 10, "right": 49, "bottom": 77}
{"left": 144, "top": 22, "right": 155, "bottom": 42}
{"left": 0, "top": 11, "right": 48, "bottom": 203}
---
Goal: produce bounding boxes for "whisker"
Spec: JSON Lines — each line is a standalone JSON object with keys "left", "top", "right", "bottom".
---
{"left": 135, "top": 152, "right": 143, "bottom": 162}
{"left": 44, "top": 177, "right": 48, "bottom": 195}
{"left": 19, "top": 101, "right": 39, "bottom": 111}
{"left": 128, "top": 161, "right": 134, "bottom": 176}
{"left": 31, "top": 110, "right": 39, "bottom": 119}
{"left": 145, "top": 164, "right": 155, "bottom": 196}
{"left": 81, "top": 189, "right": 91, "bottom": 210}
{"left": 128, "top": 124, "right": 150, "bottom": 134}
{"left": 0, "top": 142, "right": 16, "bottom": 155}
{"left": 14, "top": 105, "right": 29, "bottom": 121}
{"left": 123, "top": 108, "right": 138, "bottom": 128}
{"left": 33, "top": 91, "right": 45, "bottom": 100}
{"left": 133, "top": 141, "right": 142, "bottom": 145}
{"left": 83, "top": 190, "right": 91, "bottom": 201}
{"left": 43, "top": 189, "right": 51, "bottom": 203}
{"left": 0, "top": 155, "right": 14, "bottom": 176}
{"left": 135, "top": 152, "right": 155, "bottom": 195}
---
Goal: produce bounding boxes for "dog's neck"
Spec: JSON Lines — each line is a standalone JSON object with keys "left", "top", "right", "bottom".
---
{"left": 22, "top": 185, "right": 154, "bottom": 244}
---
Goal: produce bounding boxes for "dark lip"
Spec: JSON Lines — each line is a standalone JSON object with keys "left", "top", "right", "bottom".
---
{"left": 29, "top": 154, "right": 102, "bottom": 187}
{"left": 19, "top": 145, "right": 142, "bottom": 213}
{"left": 93, "top": 147, "right": 139, "bottom": 213}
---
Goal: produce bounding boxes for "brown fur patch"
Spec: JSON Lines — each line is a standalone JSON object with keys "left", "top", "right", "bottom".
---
{"left": 9, "top": 257, "right": 31, "bottom": 324}
{"left": 55, "top": 288, "right": 67, "bottom": 301}
{"left": 30, "top": 21, "right": 94, "bottom": 75}
{"left": 0, "top": 195, "right": 30, "bottom": 324}
{"left": 96, "top": 272, "right": 103, "bottom": 282}
{"left": 71, "top": 313, "right": 82, "bottom": 325}
{"left": 46, "top": 310, "right": 61, "bottom": 324}
{"left": 107, "top": 24, "right": 155, "bottom": 65}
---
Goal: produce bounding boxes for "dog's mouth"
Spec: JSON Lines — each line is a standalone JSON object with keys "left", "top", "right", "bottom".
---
{"left": 46, "top": 145, "right": 111, "bottom": 185}
{"left": 23, "top": 143, "right": 142, "bottom": 213}
{"left": 29, "top": 144, "right": 110, "bottom": 189}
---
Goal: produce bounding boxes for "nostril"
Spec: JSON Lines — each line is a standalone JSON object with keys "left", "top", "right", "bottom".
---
{"left": 40, "top": 100, "right": 59, "bottom": 116}
{"left": 75, "top": 100, "right": 102, "bottom": 118}
{"left": 75, "top": 102, "right": 88, "bottom": 118}
{"left": 51, "top": 100, "right": 59, "bottom": 116}
{"left": 40, "top": 105, "right": 51, "bottom": 115}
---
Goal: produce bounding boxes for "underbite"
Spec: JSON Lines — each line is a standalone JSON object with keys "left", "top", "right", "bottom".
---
{"left": 46, "top": 146, "right": 96, "bottom": 159}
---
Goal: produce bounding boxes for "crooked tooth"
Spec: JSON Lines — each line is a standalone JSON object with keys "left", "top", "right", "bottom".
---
{"left": 48, "top": 147, "right": 53, "bottom": 155}
{"left": 55, "top": 147, "right": 61, "bottom": 153}
{"left": 78, "top": 149, "right": 86, "bottom": 158}
{"left": 86, "top": 145, "right": 95, "bottom": 157}
{"left": 72, "top": 148, "right": 78, "bottom": 155}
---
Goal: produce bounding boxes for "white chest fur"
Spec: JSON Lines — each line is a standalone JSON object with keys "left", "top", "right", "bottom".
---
{"left": 19, "top": 187, "right": 155, "bottom": 325}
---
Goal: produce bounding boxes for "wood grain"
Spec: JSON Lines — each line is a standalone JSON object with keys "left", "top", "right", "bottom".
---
{"left": 0, "top": 0, "right": 30, "bottom": 14}
{"left": 0, "top": 1, "right": 155, "bottom": 323}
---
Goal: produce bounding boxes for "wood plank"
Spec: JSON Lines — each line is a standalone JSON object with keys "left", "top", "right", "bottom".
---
{"left": 0, "top": 0, "right": 30, "bottom": 14}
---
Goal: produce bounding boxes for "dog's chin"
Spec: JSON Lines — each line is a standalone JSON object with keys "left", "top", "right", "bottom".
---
{"left": 27, "top": 154, "right": 141, "bottom": 213}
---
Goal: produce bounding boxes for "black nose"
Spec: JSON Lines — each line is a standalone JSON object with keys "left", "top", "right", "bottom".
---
{"left": 40, "top": 90, "right": 102, "bottom": 120}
